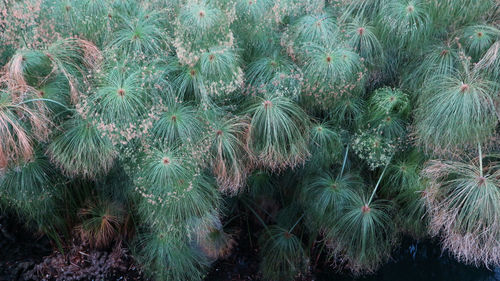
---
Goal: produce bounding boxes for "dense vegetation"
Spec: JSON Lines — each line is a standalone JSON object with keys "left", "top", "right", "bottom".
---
{"left": 1, "top": 0, "right": 500, "bottom": 280}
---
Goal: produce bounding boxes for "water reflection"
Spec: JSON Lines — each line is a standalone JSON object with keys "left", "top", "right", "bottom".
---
{"left": 317, "top": 239, "right": 500, "bottom": 281}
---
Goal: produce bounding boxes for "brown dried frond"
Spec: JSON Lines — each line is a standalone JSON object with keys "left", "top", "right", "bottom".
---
{"left": 4, "top": 53, "right": 28, "bottom": 91}
{"left": 198, "top": 226, "right": 237, "bottom": 259}
{"left": 77, "top": 200, "right": 126, "bottom": 249}
{"left": 0, "top": 87, "right": 51, "bottom": 169}
{"left": 212, "top": 118, "right": 252, "bottom": 195}
{"left": 422, "top": 159, "right": 500, "bottom": 267}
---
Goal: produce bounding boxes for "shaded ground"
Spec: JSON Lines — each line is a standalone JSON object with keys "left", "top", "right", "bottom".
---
{"left": 0, "top": 214, "right": 52, "bottom": 281}
{"left": 1, "top": 213, "right": 499, "bottom": 281}
{"left": 0, "top": 214, "right": 143, "bottom": 281}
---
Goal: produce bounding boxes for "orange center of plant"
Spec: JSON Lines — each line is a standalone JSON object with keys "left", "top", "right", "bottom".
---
{"left": 477, "top": 176, "right": 486, "bottom": 186}
{"left": 263, "top": 100, "right": 273, "bottom": 109}
{"left": 460, "top": 84, "right": 470, "bottom": 93}
{"left": 361, "top": 204, "right": 371, "bottom": 213}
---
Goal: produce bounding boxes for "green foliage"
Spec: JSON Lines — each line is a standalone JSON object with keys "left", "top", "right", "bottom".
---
{"left": 246, "top": 94, "right": 310, "bottom": 170}
{"left": 48, "top": 117, "right": 117, "bottom": 178}
{"left": 325, "top": 191, "right": 395, "bottom": 273}
{"left": 381, "top": 0, "right": 430, "bottom": 48}
{"left": 345, "top": 17, "right": 383, "bottom": 65}
{"left": 3, "top": 0, "right": 500, "bottom": 279}
{"left": 302, "top": 172, "right": 360, "bottom": 228}
{"left": 207, "top": 114, "right": 249, "bottom": 194}
{"left": 308, "top": 121, "right": 343, "bottom": 167}
{"left": 151, "top": 102, "right": 203, "bottom": 146}
{"left": 135, "top": 230, "right": 210, "bottom": 281}
{"left": 415, "top": 65, "right": 498, "bottom": 151}
{"left": 0, "top": 150, "right": 62, "bottom": 233}
{"left": 259, "top": 225, "right": 308, "bottom": 281}
{"left": 462, "top": 25, "right": 500, "bottom": 60}
{"left": 423, "top": 157, "right": 500, "bottom": 267}
{"left": 92, "top": 66, "right": 148, "bottom": 125}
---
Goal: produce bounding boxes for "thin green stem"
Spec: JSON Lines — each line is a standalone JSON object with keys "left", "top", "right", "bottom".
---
{"left": 288, "top": 213, "right": 305, "bottom": 233}
{"left": 15, "top": 98, "right": 71, "bottom": 111}
{"left": 478, "top": 142, "right": 483, "bottom": 177}
{"left": 338, "top": 145, "right": 349, "bottom": 179}
{"left": 367, "top": 160, "right": 390, "bottom": 205}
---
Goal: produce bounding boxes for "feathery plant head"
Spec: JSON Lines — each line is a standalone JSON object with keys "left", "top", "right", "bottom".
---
{"left": 345, "top": 17, "right": 383, "bottom": 65}
{"left": 302, "top": 171, "right": 361, "bottom": 229}
{"left": 48, "top": 117, "right": 117, "bottom": 179}
{"left": 137, "top": 169, "right": 221, "bottom": 230}
{"left": 300, "top": 42, "right": 362, "bottom": 90}
{"left": 91, "top": 65, "right": 148, "bottom": 126}
{"left": 77, "top": 198, "right": 126, "bottom": 249}
{"left": 404, "top": 41, "right": 460, "bottom": 89}
{"left": 0, "top": 88, "right": 51, "bottom": 169}
{"left": 44, "top": 38, "right": 102, "bottom": 102}
{"left": 422, "top": 158, "right": 500, "bottom": 267}
{"left": 259, "top": 225, "right": 308, "bottom": 281}
{"left": 0, "top": 150, "right": 62, "bottom": 233}
{"left": 178, "top": 1, "right": 223, "bottom": 41}
{"left": 328, "top": 92, "right": 365, "bottom": 128}
{"left": 207, "top": 114, "right": 250, "bottom": 194}
{"left": 308, "top": 121, "right": 343, "bottom": 167}
{"left": 5, "top": 50, "right": 53, "bottom": 88}
{"left": 368, "top": 87, "right": 410, "bottom": 117}
{"left": 245, "top": 51, "right": 303, "bottom": 99}
{"left": 366, "top": 113, "right": 407, "bottom": 141}
{"left": 288, "top": 13, "right": 339, "bottom": 47}
{"left": 325, "top": 190, "right": 395, "bottom": 274}
{"left": 381, "top": 0, "right": 431, "bottom": 48}
{"left": 364, "top": 87, "right": 410, "bottom": 140}
{"left": 108, "top": 8, "right": 167, "bottom": 57}
{"left": 474, "top": 40, "right": 500, "bottom": 80}
{"left": 384, "top": 149, "right": 424, "bottom": 195}
{"left": 151, "top": 102, "right": 203, "bottom": 146}
{"left": 135, "top": 230, "right": 210, "bottom": 281}
{"left": 415, "top": 64, "right": 498, "bottom": 152}
{"left": 137, "top": 144, "right": 197, "bottom": 194}
{"left": 462, "top": 25, "right": 500, "bottom": 60}
{"left": 428, "top": 0, "right": 495, "bottom": 32}
{"left": 36, "top": 74, "right": 71, "bottom": 113}
{"left": 234, "top": 0, "right": 272, "bottom": 22}
{"left": 199, "top": 46, "right": 243, "bottom": 97}
{"left": 246, "top": 93, "right": 310, "bottom": 171}
{"left": 59, "top": 0, "right": 112, "bottom": 48}
{"left": 191, "top": 214, "right": 236, "bottom": 259}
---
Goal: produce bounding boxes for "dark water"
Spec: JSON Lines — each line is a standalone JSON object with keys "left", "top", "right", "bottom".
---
{"left": 317, "top": 239, "right": 500, "bottom": 281}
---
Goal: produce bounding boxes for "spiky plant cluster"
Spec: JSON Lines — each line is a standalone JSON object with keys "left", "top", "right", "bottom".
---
{"left": 324, "top": 191, "right": 395, "bottom": 274}
{"left": 2, "top": 0, "right": 500, "bottom": 279}
{"left": 415, "top": 65, "right": 497, "bottom": 151}
{"left": 423, "top": 157, "right": 500, "bottom": 267}
{"left": 258, "top": 225, "right": 308, "bottom": 281}
{"left": 246, "top": 94, "right": 310, "bottom": 170}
